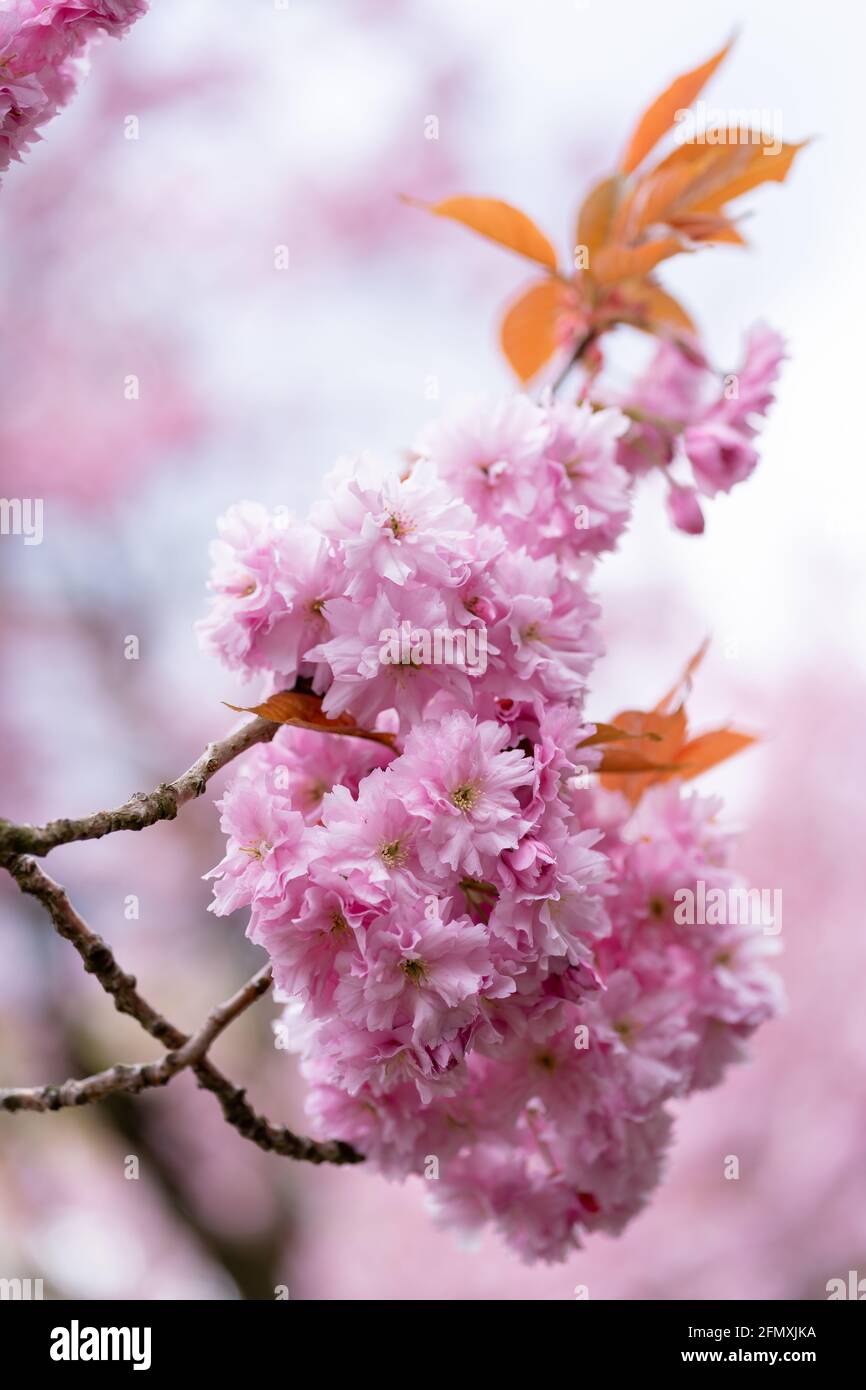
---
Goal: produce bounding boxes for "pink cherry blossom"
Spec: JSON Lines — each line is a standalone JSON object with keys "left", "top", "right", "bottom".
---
{"left": 542, "top": 399, "right": 632, "bottom": 555}
{"left": 313, "top": 454, "right": 474, "bottom": 597}
{"left": 196, "top": 502, "right": 294, "bottom": 675}
{"left": 334, "top": 906, "right": 493, "bottom": 1044}
{"left": 1, "top": 0, "right": 148, "bottom": 177}
{"left": 205, "top": 779, "right": 312, "bottom": 922}
{"left": 610, "top": 327, "right": 785, "bottom": 517}
{"left": 414, "top": 395, "right": 549, "bottom": 538}
{"left": 391, "top": 711, "right": 534, "bottom": 877}
{"left": 684, "top": 420, "right": 760, "bottom": 497}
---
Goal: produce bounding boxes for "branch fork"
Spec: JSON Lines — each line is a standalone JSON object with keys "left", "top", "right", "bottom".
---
{"left": 0, "top": 715, "right": 363, "bottom": 1166}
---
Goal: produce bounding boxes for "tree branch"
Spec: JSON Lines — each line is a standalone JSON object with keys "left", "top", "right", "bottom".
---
{"left": 0, "top": 966, "right": 273, "bottom": 1112}
{"left": 550, "top": 328, "right": 600, "bottom": 395}
{"left": 0, "top": 714, "right": 279, "bottom": 859}
{"left": 0, "top": 856, "right": 363, "bottom": 1166}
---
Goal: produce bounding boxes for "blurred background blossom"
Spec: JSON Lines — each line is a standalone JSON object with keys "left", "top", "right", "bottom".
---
{"left": 1, "top": 0, "right": 864, "bottom": 1299}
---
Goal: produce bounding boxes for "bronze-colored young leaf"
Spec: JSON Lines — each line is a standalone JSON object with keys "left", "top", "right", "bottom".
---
{"left": 500, "top": 280, "right": 572, "bottom": 382}
{"left": 620, "top": 38, "right": 734, "bottom": 176}
{"left": 617, "top": 278, "right": 698, "bottom": 336}
{"left": 592, "top": 236, "right": 689, "bottom": 286}
{"left": 224, "top": 691, "right": 396, "bottom": 748}
{"left": 596, "top": 748, "right": 686, "bottom": 775}
{"left": 597, "top": 641, "right": 757, "bottom": 803}
{"left": 576, "top": 174, "right": 622, "bottom": 262}
{"left": 402, "top": 194, "right": 559, "bottom": 270}
{"left": 579, "top": 722, "right": 664, "bottom": 748}
{"left": 668, "top": 211, "right": 746, "bottom": 244}
{"left": 598, "top": 704, "right": 688, "bottom": 803}
{"left": 686, "top": 139, "right": 807, "bottom": 213}
{"left": 678, "top": 728, "right": 756, "bottom": 778}
{"left": 648, "top": 137, "right": 804, "bottom": 224}
{"left": 612, "top": 153, "right": 721, "bottom": 242}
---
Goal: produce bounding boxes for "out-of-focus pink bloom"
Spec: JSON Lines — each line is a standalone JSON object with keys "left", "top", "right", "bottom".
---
{"left": 684, "top": 324, "right": 785, "bottom": 497}
{"left": 666, "top": 479, "right": 705, "bottom": 533}
{"left": 415, "top": 395, "right": 549, "bottom": 537}
{"left": 684, "top": 420, "right": 760, "bottom": 497}
{"left": 611, "top": 326, "right": 785, "bottom": 514}
{"left": 416, "top": 394, "right": 632, "bottom": 559}
{"left": 542, "top": 399, "right": 632, "bottom": 555}
{"left": 717, "top": 323, "right": 787, "bottom": 433}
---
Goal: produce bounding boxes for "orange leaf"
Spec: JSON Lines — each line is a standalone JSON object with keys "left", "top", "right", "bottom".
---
{"left": 224, "top": 691, "right": 396, "bottom": 749}
{"left": 607, "top": 707, "right": 688, "bottom": 759}
{"left": 612, "top": 153, "right": 720, "bottom": 242}
{"left": 617, "top": 278, "right": 698, "bottom": 336}
{"left": 597, "top": 643, "right": 756, "bottom": 802}
{"left": 648, "top": 137, "right": 804, "bottom": 222}
{"left": 668, "top": 211, "right": 746, "bottom": 244}
{"left": 687, "top": 139, "right": 807, "bottom": 213}
{"left": 579, "top": 722, "right": 664, "bottom": 748}
{"left": 576, "top": 174, "right": 622, "bottom": 262}
{"left": 592, "top": 237, "right": 688, "bottom": 286}
{"left": 403, "top": 194, "right": 558, "bottom": 270}
{"left": 678, "top": 728, "right": 756, "bottom": 778}
{"left": 628, "top": 145, "right": 750, "bottom": 249}
{"left": 621, "top": 38, "right": 734, "bottom": 176}
{"left": 599, "top": 706, "right": 688, "bottom": 804}
{"left": 596, "top": 749, "right": 685, "bottom": 775}
{"left": 697, "top": 222, "right": 747, "bottom": 245}
{"left": 650, "top": 138, "right": 750, "bottom": 182}
{"left": 500, "top": 280, "right": 571, "bottom": 382}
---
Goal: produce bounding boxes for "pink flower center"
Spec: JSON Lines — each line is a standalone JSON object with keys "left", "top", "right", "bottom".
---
{"left": 451, "top": 783, "right": 479, "bottom": 812}
{"left": 400, "top": 957, "right": 428, "bottom": 985}
{"left": 379, "top": 838, "right": 408, "bottom": 868}
{"left": 386, "top": 511, "right": 414, "bottom": 539}
{"left": 240, "top": 840, "right": 270, "bottom": 860}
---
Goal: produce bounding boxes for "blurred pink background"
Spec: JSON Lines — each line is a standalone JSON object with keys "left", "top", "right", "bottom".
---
{"left": 1, "top": 0, "right": 864, "bottom": 1300}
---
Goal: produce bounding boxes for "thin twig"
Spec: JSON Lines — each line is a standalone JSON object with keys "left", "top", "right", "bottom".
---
{"left": 0, "top": 714, "right": 279, "bottom": 859}
{"left": 0, "top": 966, "right": 273, "bottom": 1112}
{"left": 549, "top": 328, "right": 600, "bottom": 396}
{"left": 0, "top": 856, "right": 363, "bottom": 1166}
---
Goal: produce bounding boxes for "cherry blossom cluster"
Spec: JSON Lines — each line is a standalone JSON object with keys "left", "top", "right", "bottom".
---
{"left": 0, "top": 0, "right": 147, "bottom": 178}
{"left": 201, "top": 373, "right": 782, "bottom": 1262}
{"left": 197, "top": 396, "right": 630, "bottom": 724}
